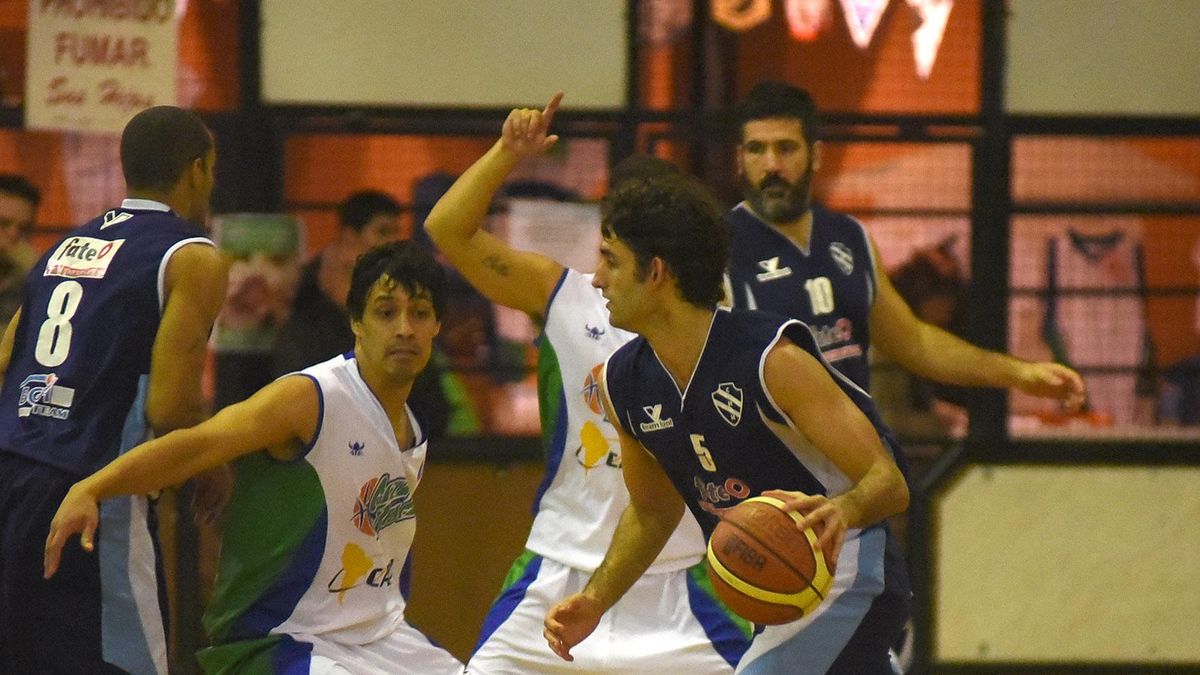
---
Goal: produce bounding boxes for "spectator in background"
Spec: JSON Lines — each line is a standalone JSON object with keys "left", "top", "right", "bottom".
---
{"left": 870, "top": 237, "right": 971, "bottom": 441}
{"left": 272, "top": 190, "right": 452, "bottom": 438}
{"left": 0, "top": 174, "right": 41, "bottom": 324}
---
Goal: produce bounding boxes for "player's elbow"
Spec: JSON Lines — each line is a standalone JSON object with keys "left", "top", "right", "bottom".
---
{"left": 885, "top": 466, "right": 910, "bottom": 518}
{"left": 145, "top": 397, "right": 206, "bottom": 436}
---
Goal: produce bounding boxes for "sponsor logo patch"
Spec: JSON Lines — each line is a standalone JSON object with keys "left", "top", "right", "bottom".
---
{"left": 17, "top": 373, "right": 74, "bottom": 420}
{"left": 44, "top": 236, "right": 125, "bottom": 279}
{"left": 755, "top": 256, "right": 793, "bottom": 282}
{"left": 639, "top": 404, "right": 675, "bottom": 433}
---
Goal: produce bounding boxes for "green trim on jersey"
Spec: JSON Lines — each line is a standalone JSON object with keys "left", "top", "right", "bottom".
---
{"left": 202, "top": 451, "right": 326, "bottom": 644}
{"left": 536, "top": 340, "right": 565, "bottom": 460}
{"left": 497, "top": 549, "right": 540, "bottom": 594}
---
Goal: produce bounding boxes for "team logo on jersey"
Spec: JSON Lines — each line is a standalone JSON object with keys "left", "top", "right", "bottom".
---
{"left": 100, "top": 210, "right": 134, "bottom": 229}
{"left": 639, "top": 404, "right": 675, "bottom": 433}
{"left": 829, "top": 242, "right": 855, "bottom": 275}
{"left": 582, "top": 363, "right": 606, "bottom": 417}
{"left": 584, "top": 324, "right": 606, "bottom": 340}
{"left": 576, "top": 419, "right": 620, "bottom": 470}
{"left": 352, "top": 473, "right": 414, "bottom": 537}
{"left": 326, "top": 543, "right": 395, "bottom": 604}
{"left": 755, "top": 257, "right": 793, "bottom": 282}
{"left": 711, "top": 382, "right": 744, "bottom": 427}
{"left": 17, "top": 373, "right": 75, "bottom": 420}
{"left": 44, "top": 236, "right": 125, "bottom": 279}
{"left": 349, "top": 441, "right": 365, "bottom": 456}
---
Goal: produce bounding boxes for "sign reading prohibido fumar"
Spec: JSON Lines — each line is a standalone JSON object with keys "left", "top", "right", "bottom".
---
{"left": 25, "top": 0, "right": 178, "bottom": 134}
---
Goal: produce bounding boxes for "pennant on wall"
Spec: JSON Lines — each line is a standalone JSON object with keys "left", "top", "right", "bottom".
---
{"left": 908, "top": 0, "right": 953, "bottom": 79}
{"left": 838, "top": 0, "right": 890, "bottom": 49}
{"left": 711, "top": 0, "right": 772, "bottom": 32}
{"left": 786, "top": 0, "right": 834, "bottom": 42}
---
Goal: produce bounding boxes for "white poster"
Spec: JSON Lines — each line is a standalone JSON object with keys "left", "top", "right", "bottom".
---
{"left": 25, "top": 0, "right": 178, "bottom": 134}
{"left": 505, "top": 199, "right": 602, "bottom": 274}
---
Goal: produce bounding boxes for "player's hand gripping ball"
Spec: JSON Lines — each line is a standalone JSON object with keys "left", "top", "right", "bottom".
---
{"left": 705, "top": 495, "right": 835, "bottom": 624}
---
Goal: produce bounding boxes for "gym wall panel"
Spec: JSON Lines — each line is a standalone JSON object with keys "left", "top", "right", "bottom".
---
{"left": 934, "top": 464, "right": 1200, "bottom": 662}
{"left": 259, "top": 0, "right": 628, "bottom": 109}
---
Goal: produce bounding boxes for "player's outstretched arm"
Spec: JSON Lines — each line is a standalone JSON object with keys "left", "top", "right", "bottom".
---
{"left": 425, "top": 92, "right": 566, "bottom": 318}
{"left": 867, "top": 238, "right": 1085, "bottom": 409}
{"left": 543, "top": 374, "right": 684, "bottom": 661}
{"left": 763, "top": 340, "right": 908, "bottom": 562}
{"left": 43, "top": 374, "right": 319, "bottom": 578}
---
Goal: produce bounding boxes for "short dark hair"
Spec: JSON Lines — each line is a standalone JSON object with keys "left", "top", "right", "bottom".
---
{"left": 120, "top": 106, "right": 213, "bottom": 192}
{"left": 347, "top": 241, "right": 446, "bottom": 321}
{"left": 609, "top": 154, "right": 682, "bottom": 189}
{"left": 339, "top": 190, "right": 401, "bottom": 233}
{"left": 601, "top": 174, "right": 728, "bottom": 308}
{"left": 735, "top": 81, "right": 821, "bottom": 146}
{"left": 0, "top": 174, "right": 41, "bottom": 207}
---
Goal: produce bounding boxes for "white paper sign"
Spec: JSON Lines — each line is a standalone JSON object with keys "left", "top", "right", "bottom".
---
{"left": 25, "top": 0, "right": 178, "bottom": 134}
{"left": 505, "top": 199, "right": 602, "bottom": 274}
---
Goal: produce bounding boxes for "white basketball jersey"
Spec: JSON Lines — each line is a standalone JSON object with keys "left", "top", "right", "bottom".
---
{"left": 524, "top": 269, "right": 705, "bottom": 572}
{"left": 273, "top": 354, "right": 426, "bottom": 643}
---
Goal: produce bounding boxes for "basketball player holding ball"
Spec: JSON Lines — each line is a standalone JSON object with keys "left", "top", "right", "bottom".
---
{"left": 543, "top": 172, "right": 910, "bottom": 674}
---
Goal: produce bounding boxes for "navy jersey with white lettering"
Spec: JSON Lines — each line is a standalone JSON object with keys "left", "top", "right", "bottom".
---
{"left": 603, "top": 308, "right": 897, "bottom": 539}
{"left": 727, "top": 202, "right": 877, "bottom": 390}
{"left": 0, "top": 203, "right": 211, "bottom": 476}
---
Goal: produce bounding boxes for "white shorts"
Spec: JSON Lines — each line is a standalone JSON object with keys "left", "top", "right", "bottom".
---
{"left": 467, "top": 552, "right": 751, "bottom": 675}
{"left": 198, "top": 623, "right": 464, "bottom": 675}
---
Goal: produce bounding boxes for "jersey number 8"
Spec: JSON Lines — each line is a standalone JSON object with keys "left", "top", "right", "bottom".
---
{"left": 35, "top": 281, "right": 84, "bottom": 367}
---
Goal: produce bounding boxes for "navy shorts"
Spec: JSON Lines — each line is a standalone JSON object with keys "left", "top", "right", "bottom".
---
{"left": 0, "top": 452, "right": 168, "bottom": 674}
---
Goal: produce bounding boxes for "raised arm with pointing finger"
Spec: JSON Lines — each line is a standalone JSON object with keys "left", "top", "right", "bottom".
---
{"left": 426, "top": 94, "right": 753, "bottom": 673}
{"left": 425, "top": 91, "right": 565, "bottom": 318}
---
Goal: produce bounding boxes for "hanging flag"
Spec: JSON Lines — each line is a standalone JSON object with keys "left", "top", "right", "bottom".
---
{"left": 908, "top": 0, "right": 953, "bottom": 79}
{"left": 786, "top": 0, "right": 834, "bottom": 42}
{"left": 711, "top": 0, "right": 772, "bottom": 32}
{"left": 838, "top": 0, "right": 890, "bottom": 49}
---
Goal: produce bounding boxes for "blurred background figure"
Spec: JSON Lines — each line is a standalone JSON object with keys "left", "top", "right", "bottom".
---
{"left": 0, "top": 174, "right": 40, "bottom": 324}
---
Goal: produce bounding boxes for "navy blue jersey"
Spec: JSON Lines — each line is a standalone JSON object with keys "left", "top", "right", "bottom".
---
{"left": 0, "top": 201, "right": 212, "bottom": 476}
{"left": 603, "top": 308, "right": 897, "bottom": 540}
{"left": 727, "top": 202, "right": 877, "bottom": 390}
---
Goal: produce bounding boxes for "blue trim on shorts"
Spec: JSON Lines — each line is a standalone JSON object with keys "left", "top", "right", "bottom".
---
{"left": 272, "top": 635, "right": 315, "bottom": 674}
{"left": 472, "top": 551, "right": 544, "bottom": 654}
{"left": 739, "top": 527, "right": 887, "bottom": 675}
{"left": 100, "top": 376, "right": 165, "bottom": 674}
{"left": 685, "top": 564, "right": 753, "bottom": 668}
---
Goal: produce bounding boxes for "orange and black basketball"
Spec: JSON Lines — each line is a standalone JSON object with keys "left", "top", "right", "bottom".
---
{"left": 705, "top": 495, "right": 835, "bottom": 625}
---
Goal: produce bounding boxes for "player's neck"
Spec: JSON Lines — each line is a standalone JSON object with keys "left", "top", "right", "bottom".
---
{"left": 353, "top": 354, "right": 416, "bottom": 443}
{"left": 643, "top": 305, "right": 717, "bottom": 394}
{"left": 767, "top": 209, "right": 815, "bottom": 249}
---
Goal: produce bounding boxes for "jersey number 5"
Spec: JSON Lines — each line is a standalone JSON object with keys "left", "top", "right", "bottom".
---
{"left": 35, "top": 281, "right": 84, "bottom": 367}
{"left": 690, "top": 434, "right": 717, "bottom": 472}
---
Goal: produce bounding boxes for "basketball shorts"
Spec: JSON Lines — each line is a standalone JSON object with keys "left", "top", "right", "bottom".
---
{"left": 0, "top": 452, "right": 168, "bottom": 674}
{"left": 197, "top": 621, "right": 464, "bottom": 674}
{"left": 467, "top": 551, "right": 752, "bottom": 674}
{"left": 735, "top": 527, "right": 910, "bottom": 675}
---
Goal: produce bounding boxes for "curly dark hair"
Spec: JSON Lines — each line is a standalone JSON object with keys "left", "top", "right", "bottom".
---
{"left": 347, "top": 241, "right": 446, "bottom": 321}
{"left": 600, "top": 174, "right": 728, "bottom": 307}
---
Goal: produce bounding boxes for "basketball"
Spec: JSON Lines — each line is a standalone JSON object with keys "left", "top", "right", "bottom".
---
{"left": 705, "top": 495, "right": 835, "bottom": 625}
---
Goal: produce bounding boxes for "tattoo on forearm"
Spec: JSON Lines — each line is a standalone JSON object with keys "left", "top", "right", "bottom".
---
{"left": 483, "top": 254, "right": 510, "bottom": 276}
